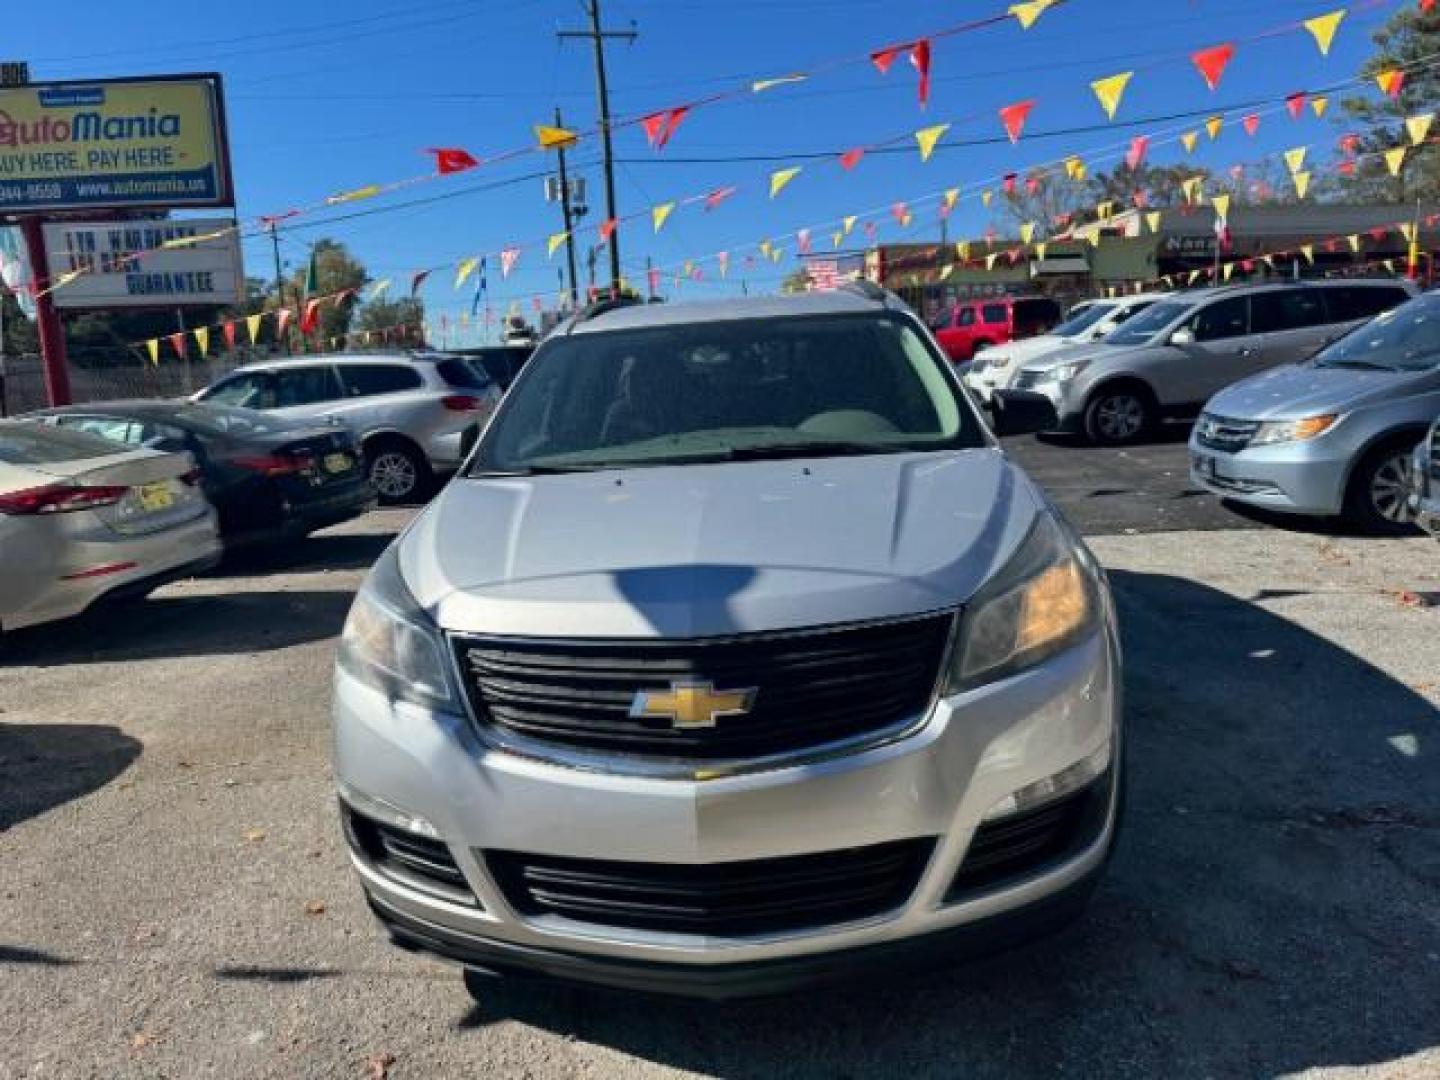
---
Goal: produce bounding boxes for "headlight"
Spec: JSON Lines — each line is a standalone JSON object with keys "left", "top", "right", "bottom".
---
{"left": 1249, "top": 414, "right": 1337, "bottom": 446}
{"left": 947, "top": 514, "right": 1099, "bottom": 693}
{"left": 1045, "top": 359, "right": 1090, "bottom": 383}
{"left": 337, "top": 544, "right": 455, "bottom": 710}
{"left": 987, "top": 352, "right": 1011, "bottom": 369}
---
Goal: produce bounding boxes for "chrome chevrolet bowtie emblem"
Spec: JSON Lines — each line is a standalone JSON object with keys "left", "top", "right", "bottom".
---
{"left": 630, "top": 681, "right": 758, "bottom": 730}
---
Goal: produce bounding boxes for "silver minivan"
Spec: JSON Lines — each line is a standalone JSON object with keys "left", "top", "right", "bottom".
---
{"left": 197, "top": 353, "right": 502, "bottom": 503}
{"left": 1000, "top": 279, "right": 1417, "bottom": 444}
{"left": 333, "top": 287, "right": 1123, "bottom": 998}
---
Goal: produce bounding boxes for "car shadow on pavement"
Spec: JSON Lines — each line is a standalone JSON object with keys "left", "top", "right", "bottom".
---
{"left": 1218, "top": 498, "right": 1423, "bottom": 540}
{"left": 209, "top": 529, "right": 396, "bottom": 578}
{"left": 457, "top": 569, "right": 1440, "bottom": 1078}
{"left": 0, "top": 590, "right": 354, "bottom": 667}
{"left": 0, "top": 723, "right": 141, "bottom": 832}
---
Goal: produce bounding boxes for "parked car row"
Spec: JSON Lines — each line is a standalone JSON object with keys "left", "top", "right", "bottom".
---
{"left": 982, "top": 278, "right": 1439, "bottom": 534}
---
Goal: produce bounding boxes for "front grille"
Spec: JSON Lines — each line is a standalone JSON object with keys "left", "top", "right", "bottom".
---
{"left": 1012, "top": 370, "right": 1044, "bottom": 391}
{"left": 944, "top": 776, "right": 1110, "bottom": 901}
{"left": 487, "top": 839, "right": 935, "bottom": 935}
{"left": 1195, "top": 413, "right": 1260, "bottom": 454}
{"left": 342, "top": 806, "right": 478, "bottom": 907}
{"left": 454, "top": 614, "right": 953, "bottom": 764}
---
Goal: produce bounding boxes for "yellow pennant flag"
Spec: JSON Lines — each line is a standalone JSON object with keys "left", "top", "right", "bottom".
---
{"left": 1347, "top": 234, "right": 1362, "bottom": 253}
{"left": 455, "top": 257, "right": 479, "bottom": 290}
{"left": 535, "top": 125, "right": 578, "bottom": 150}
{"left": 1385, "top": 146, "right": 1407, "bottom": 176}
{"left": 193, "top": 326, "right": 209, "bottom": 358}
{"left": 1035, "top": 242, "right": 1048, "bottom": 261}
{"left": 1376, "top": 69, "right": 1405, "bottom": 97}
{"left": 769, "top": 166, "right": 801, "bottom": 198}
{"left": 915, "top": 124, "right": 949, "bottom": 163}
{"left": 900, "top": 212, "right": 913, "bottom": 228}
{"left": 1293, "top": 171, "right": 1312, "bottom": 198}
{"left": 1088, "top": 230, "right": 1102, "bottom": 248}
{"left": 1261, "top": 254, "right": 1276, "bottom": 269}
{"left": 770, "top": 246, "right": 783, "bottom": 264}
{"left": 1205, "top": 115, "right": 1223, "bottom": 140}
{"left": 985, "top": 252, "right": 1000, "bottom": 270}
{"left": 327, "top": 185, "right": 382, "bottom": 205}
{"left": 843, "top": 215, "right": 858, "bottom": 236}
{"left": 1212, "top": 193, "right": 1231, "bottom": 220}
{"left": 956, "top": 241, "right": 971, "bottom": 261}
{"left": 1181, "top": 176, "right": 1204, "bottom": 202}
{"left": 1020, "top": 222, "right": 1036, "bottom": 244}
{"left": 368, "top": 278, "right": 391, "bottom": 301}
{"left": 1406, "top": 113, "right": 1434, "bottom": 146}
{"left": 246, "top": 314, "right": 263, "bottom": 344}
{"left": 751, "top": 74, "right": 808, "bottom": 94}
{"left": 981, "top": 190, "right": 994, "bottom": 208}
{"left": 652, "top": 202, "right": 675, "bottom": 232}
{"left": 547, "top": 231, "right": 568, "bottom": 258}
{"left": 1181, "top": 131, "right": 1199, "bottom": 153}
{"left": 1303, "top": 9, "right": 1346, "bottom": 56}
{"left": 1145, "top": 211, "right": 1162, "bottom": 234}
{"left": 1399, "top": 222, "right": 1417, "bottom": 243}
{"left": 1284, "top": 146, "right": 1308, "bottom": 174}
{"left": 1063, "top": 155, "right": 1084, "bottom": 180}
{"left": 943, "top": 189, "right": 960, "bottom": 213}
{"left": 1300, "top": 244, "right": 1315, "bottom": 265}
{"left": 1188, "top": 270, "right": 1203, "bottom": 285}
{"left": 1222, "top": 262, "right": 1235, "bottom": 283}
{"left": 1311, "top": 95, "right": 1329, "bottom": 118}
{"left": 145, "top": 339, "right": 159, "bottom": 366}
{"left": 1090, "top": 72, "right": 1133, "bottom": 120}
{"left": 759, "top": 240, "right": 773, "bottom": 261}
{"left": 1097, "top": 200, "right": 1115, "bottom": 221}
{"left": 832, "top": 231, "right": 843, "bottom": 249}
{"left": 1009, "top": 0, "right": 1057, "bottom": 30}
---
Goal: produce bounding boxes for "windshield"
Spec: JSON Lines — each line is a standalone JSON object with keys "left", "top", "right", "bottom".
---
{"left": 1104, "top": 299, "right": 1193, "bottom": 346}
{"left": 1051, "top": 303, "right": 1115, "bottom": 339}
{"left": 170, "top": 404, "right": 296, "bottom": 437}
{"left": 1312, "top": 293, "right": 1440, "bottom": 372}
{"left": 436, "top": 357, "right": 495, "bottom": 390}
{"left": 471, "top": 313, "right": 983, "bottom": 473}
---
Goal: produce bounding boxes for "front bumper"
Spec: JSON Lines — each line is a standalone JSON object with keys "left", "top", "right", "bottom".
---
{"left": 1188, "top": 437, "right": 1349, "bottom": 516}
{"left": 993, "top": 385, "right": 1083, "bottom": 431}
{"left": 333, "top": 625, "right": 1121, "bottom": 993}
{"left": 1410, "top": 443, "right": 1439, "bottom": 538}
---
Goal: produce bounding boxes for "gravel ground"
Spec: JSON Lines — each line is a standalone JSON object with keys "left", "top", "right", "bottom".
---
{"left": 3, "top": 510, "right": 1439, "bottom": 1079}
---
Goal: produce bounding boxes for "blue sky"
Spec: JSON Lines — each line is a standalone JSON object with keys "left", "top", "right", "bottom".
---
{"left": 12, "top": 0, "right": 1401, "bottom": 340}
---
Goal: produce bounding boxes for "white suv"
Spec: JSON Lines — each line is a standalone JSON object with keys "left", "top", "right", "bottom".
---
{"left": 197, "top": 353, "right": 501, "bottom": 503}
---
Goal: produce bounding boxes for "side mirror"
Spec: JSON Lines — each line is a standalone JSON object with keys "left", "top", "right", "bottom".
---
{"left": 1169, "top": 327, "right": 1196, "bottom": 346}
{"left": 991, "top": 391, "right": 1058, "bottom": 437}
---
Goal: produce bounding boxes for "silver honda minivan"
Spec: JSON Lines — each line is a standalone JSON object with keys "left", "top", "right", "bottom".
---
{"left": 1001, "top": 279, "right": 1417, "bottom": 444}
{"left": 333, "top": 287, "right": 1123, "bottom": 998}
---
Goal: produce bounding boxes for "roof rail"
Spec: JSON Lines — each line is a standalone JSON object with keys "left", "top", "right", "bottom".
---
{"left": 566, "top": 295, "right": 645, "bottom": 333}
{"left": 839, "top": 279, "right": 890, "bottom": 304}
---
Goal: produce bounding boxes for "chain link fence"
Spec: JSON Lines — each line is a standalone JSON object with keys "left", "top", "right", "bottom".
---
{"left": 0, "top": 349, "right": 277, "bottom": 417}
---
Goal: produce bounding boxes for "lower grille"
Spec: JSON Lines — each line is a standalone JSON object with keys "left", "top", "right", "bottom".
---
{"left": 1195, "top": 413, "right": 1260, "bottom": 454}
{"left": 487, "top": 839, "right": 935, "bottom": 936}
{"left": 945, "top": 777, "right": 1110, "bottom": 901}
{"left": 454, "top": 614, "right": 953, "bottom": 765}
{"left": 1012, "top": 370, "right": 1044, "bottom": 391}
{"left": 342, "top": 806, "right": 478, "bottom": 908}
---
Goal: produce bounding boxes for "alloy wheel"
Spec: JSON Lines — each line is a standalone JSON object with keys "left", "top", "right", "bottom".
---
{"left": 370, "top": 451, "right": 419, "bottom": 501}
{"left": 1368, "top": 452, "right": 1413, "bottom": 523}
{"left": 1095, "top": 394, "right": 1145, "bottom": 441}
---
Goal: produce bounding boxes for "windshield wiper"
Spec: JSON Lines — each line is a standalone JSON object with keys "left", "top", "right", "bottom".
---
{"left": 1315, "top": 359, "right": 1399, "bottom": 371}
{"left": 724, "top": 440, "right": 912, "bottom": 461}
{"left": 468, "top": 464, "right": 610, "bottom": 477}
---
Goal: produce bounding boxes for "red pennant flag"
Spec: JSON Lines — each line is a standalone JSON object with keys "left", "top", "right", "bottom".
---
{"left": 797, "top": 229, "right": 812, "bottom": 255}
{"left": 1125, "top": 135, "right": 1149, "bottom": 170}
{"left": 641, "top": 106, "right": 689, "bottom": 150}
{"left": 703, "top": 186, "right": 737, "bottom": 210}
{"left": 1339, "top": 133, "right": 1360, "bottom": 155}
{"left": 1191, "top": 44, "right": 1235, "bottom": 91}
{"left": 1241, "top": 259, "right": 1255, "bottom": 272}
{"left": 1025, "top": 176, "right": 1042, "bottom": 195}
{"left": 168, "top": 332, "right": 187, "bottom": 360}
{"left": 1242, "top": 113, "right": 1260, "bottom": 136}
{"left": 598, "top": 218, "right": 618, "bottom": 243}
{"left": 1337, "top": 160, "right": 1357, "bottom": 176}
{"left": 500, "top": 247, "right": 520, "bottom": 278}
{"left": 410, "top": 269, "right": 431, "bottom": 296}
{"left": 1002, "top": 173, "right": 1018, "bottom": 195}
{"left": 838, "top": 147, "right": 865, "bottom": 170}
{"left": 1229, "top": 164, "right": 1246, "bottom": 181}
{"left": 999, "top": 100, "right": 1035, "bottom": 143}
{"left": 647, "top": 267, "right": 661, "bottom": 295}
{"left": 221, "top": 321, "right": 237, "bottom": 350}
{"left": 276, "top": 308, "right": 293, "bottom": 339}
{"left": 870, "top": 45, "right": 903, "bottom": 74}
{"left": 863, "top": 221, "right": 878, "bottom": 239}
{"left": 1286, "top": 92, "right": 1307, "bottom": 119}
{"left": 890, "top": 202, "right": 909, "bottom": 224}
{"left": 301, "top": 297, "right": 323, "bottom": 335}
{"left": 1132, "top": 190, "right": 1149, "bottom": 208}
{"left": 909, "top": 39, "right": 932, "bottom": 108}
{"left": 1369, "top": 226, "right": 1389, "bottom": 240}
{"left": 427, "top": 147, "right": 480, "bottom": 175}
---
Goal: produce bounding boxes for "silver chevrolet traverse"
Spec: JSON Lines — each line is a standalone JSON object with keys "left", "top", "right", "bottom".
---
{"left": 1001, "top": 279, "right": 1417, "bottom": 444}
{"left": 333, "top": 287, "right": 1122, "bottom": 998}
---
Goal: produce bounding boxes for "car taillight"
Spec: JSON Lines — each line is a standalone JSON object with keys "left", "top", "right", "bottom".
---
{"left": 0, "top": 483, "right": 130, "bottom": 515}
{"left": 233, "top": 454, "right": 305, "bottom": 476}
{"left": 441, "top": 394, "right": 484, "bottom": 412}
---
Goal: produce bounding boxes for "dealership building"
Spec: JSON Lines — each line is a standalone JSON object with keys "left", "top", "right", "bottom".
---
{"left": 862, "top": 203, "right": 1437, "bottom": 320}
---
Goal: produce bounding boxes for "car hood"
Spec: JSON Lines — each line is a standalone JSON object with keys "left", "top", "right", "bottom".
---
{"left": 400, "top": 450, "right": 1042, "bottom": 638}
{"left": 984, "top": 335, "right": 1072, "bottom": 365}
{"left": 1017, "top": 340, "right": 1126, "bottom": 373}
{"left": 1204, "top": 363, "right": 1434, "bottom": 421}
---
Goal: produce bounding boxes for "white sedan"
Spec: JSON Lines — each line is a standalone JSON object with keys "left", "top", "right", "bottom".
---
{"left": 0, "top": 422, "right": 221, "bottom": 632}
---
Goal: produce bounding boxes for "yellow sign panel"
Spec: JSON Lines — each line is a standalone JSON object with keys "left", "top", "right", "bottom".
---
{"left": 0, "top": 76, "right": 230, "bottom": 213}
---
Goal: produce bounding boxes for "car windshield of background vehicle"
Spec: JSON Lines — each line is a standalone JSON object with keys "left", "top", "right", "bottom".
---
{"left": 1105, "top": 300, "right": 1193, "bottom": 346}
{"left": 471, "top": 314, "right": 982, "bottom": 473}
{"left": 1052, "top": 303, "right": 1116, "bottom": 338}
{"left": 1312, "top": 293, "right": 1440, "bottom": 373}
{"left": 0, "top": 422, "right": 123, "bottom": 465}
{"left": 436, "top": 358, "right": 495, "bottom": 390}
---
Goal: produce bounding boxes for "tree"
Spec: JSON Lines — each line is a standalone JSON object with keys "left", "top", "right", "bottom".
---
{"left": 1334, "top": 6, "right": 1440, "bottom": 202}
{"left": 996, "top": 168, "right": 1091, "bottom": 233}
{"left": 1088, "top": 164, "right": 1218, "bottom": 209}
{"left": 1, "top": 290, "right": 37, "bottom": 356}
{"left": 356, "top": 297, "right": 425, "bottom": 347}
{"left": 287, "top": 238, "right": 368, "bottom": 348}
{"left": 780, "top": 268, "right": 811, "bottom": 293}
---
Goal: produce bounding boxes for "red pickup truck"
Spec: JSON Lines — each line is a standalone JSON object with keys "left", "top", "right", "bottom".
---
{"left": 929, "top": 296, "right": 1063, "bottom": 363}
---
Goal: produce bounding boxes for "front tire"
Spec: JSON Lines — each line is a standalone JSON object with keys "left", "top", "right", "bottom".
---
{"left": 366, "top": 441, "right": 430, "bottom": 505}
{"left": 1344, "top": 443, "right": 1416, "bottom": 535}
{"left": 1083, "top": 386, "right": 1154, "bottom": 446}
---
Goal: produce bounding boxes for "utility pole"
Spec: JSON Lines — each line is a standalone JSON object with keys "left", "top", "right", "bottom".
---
{"left": 268, "top": 224, "right": 291, "bottom": 355}
{"left": 559, "top": 1, "right": 636, "bottom": 298}
{"left": 554, "top": 107, "right": 580, "bottom": 308}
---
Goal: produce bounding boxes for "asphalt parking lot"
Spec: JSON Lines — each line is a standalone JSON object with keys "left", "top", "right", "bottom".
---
{"left": 4, "top": 446, "right": 1440, "bottom": 1078}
